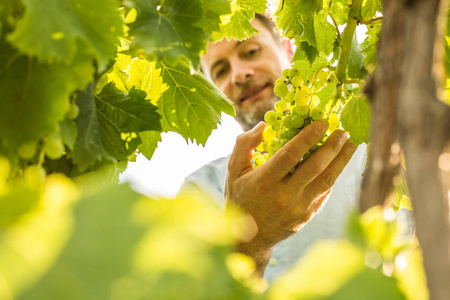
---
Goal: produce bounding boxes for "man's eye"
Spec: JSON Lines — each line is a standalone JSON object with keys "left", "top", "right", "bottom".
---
{"left": 215, "top": 68, "right": 225, "bottom": 79}
{"left": 248, "top": 48, "right": 260, "bottom": 56}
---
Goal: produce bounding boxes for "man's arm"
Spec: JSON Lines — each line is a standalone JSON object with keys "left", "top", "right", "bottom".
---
{"left": 224, "top": 120, "right": 357, "bottom": 277}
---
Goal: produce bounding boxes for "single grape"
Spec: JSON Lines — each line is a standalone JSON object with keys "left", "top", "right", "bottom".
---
{"left": 254, "top": 155, "right": 265, "bottom": 166}
{"left": 271, "top": 122, "right": 281, "bottom": 131}
{"left": 267, "top": 140, "right": 280, "bottom": 151}
{"left": 263, "top": 127, "right": 277, "bottom": 141}
{"left": 295, "top": 105, "right": 309, "bottom": 116}
{"left": 24, "top": 165, "right": 46, "bottom": 189}
{"left": 311, "top": 95, "right": 320, "bottom": 106}
{"left": 256, "top": 142, "right": 265, "bottom": 152}
{"left": 311, "top": 107, "right": 325, "bottom": 121}
{"left": 264, "top": 110, "right": 278, "bottom": 125}
{"left": 65, "top": 103, "right": 80, "bottom": 120}
{"left": 274, "top": 82, "right": 289, "bottom": 98}
{"left": 286, "top": 128, "right": 300, "bottom": 139}
{"left": 274, "top": 100, "right": 287, "bottom": 113}
{"left": 276, "top": 128, "right": 287, "bottom": 140}
{"left": 282, "top": 68, "right": 290, "bottom": 79}
{"left": 291, "top": 115, "right": 305, "bottom": 128}
{"left": 294, "top": 90, "right": 309, "bottom": 106}
{"left": 291, "top": 76, "right": 303, "bottom": 88}
{"left": 328, "top": 113, "right": 340, "bottom": 132}
{"left": 17, "top": 141, "right": 37, "bottom": 159}
{"left": 288, "top": 67, "right": 300, "bottom": 78}
{"left": 44, "top": 137, "right": 64, "bottom": 160}
{"left": 317, "top": 70, "right": 328, "bottom": 82}
{"left": 283, "top": 91, "right": 294, "bottom": 103}
{"left": 275, "top": 77, "right": 285, "bottom": 85}
{"left": 282, "top": 115, "right": 293, "bottom": 129}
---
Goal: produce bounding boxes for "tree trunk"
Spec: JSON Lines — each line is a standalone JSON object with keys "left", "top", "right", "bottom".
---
{"left": 361, "top": 0, "right": 450, "bottom": 299}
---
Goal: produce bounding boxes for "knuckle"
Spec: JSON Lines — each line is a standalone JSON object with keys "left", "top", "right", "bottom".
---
{"left": 235, "top": 133, "right": 246, "bottom": 145}
{"left": 310, "top": 158, "right": 325, "bottom": 174}
{"left": 280, "top": 148, "right": 301, "bottom": 167}
{"left": 322, "top": 172, "right": 338, "bottom": 188}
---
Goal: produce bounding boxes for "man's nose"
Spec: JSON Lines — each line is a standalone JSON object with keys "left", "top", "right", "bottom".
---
{"left": 231, "top": 61, "right": 254, "bottom": 85}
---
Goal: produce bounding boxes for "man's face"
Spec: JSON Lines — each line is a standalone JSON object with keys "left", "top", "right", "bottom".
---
{"left": 200, "top": 19, "right": 292, "bottom": 131}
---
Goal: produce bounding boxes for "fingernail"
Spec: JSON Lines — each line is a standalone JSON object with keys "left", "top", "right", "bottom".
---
{"left": 338, "top": 131, "right": 348, "bottom": 144}
{"left": 253, "top": 121, "right": 265, "bottom": 132}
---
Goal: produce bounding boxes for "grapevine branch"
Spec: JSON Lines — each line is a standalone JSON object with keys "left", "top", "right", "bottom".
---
{"left": 359, "top": 17, "right": 383, "bottom": 25}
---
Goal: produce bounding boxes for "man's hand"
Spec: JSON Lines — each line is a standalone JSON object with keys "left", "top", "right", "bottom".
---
{"left": 224, "top": 120, "right": 357, "bottom": 277}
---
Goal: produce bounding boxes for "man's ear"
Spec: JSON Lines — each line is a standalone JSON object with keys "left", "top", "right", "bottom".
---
{"left": 280, "top": 38, "right": 294, "bottom": 61}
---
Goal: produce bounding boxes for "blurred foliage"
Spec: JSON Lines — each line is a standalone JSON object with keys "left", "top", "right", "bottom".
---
{"left": 0, "top": 169, "right": 427, "bottom": 299}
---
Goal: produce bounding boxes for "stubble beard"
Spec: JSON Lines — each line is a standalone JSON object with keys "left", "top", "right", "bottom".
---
{"left": 235, "top": 93, "right": 279, "bottom": 132}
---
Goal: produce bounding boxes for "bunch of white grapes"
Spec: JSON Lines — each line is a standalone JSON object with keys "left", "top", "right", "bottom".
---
{"left": 252, "top": 66, "right": 341, "bottom": 168}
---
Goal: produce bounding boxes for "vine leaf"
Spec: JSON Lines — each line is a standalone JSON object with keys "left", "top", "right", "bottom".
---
{"left": 347, "top": 33, "right": 367, "bottom": 80}
{"left": 138, "top": 131, "right": 162, "bottom": 161}
{"left": 157, "top": 59, "right": 235, "bottom": 146}
{"left": 360, "top": 0, "right": 382, "bottom": 21}
{"left": 361, "top": 22, "right": 382, "bottom": 68}
{"left": 73, "top": 83, "right": 162, "bottom": 171}
{"left": 198, "top": 0, "right": 232, "bottom": 36}
{"left": 340, "top": 95, "right": 371, "bottom": 145}
{"left": 7, "top": 0, "right": 122, "bottom": 68}
{"left": 211, "top": 0, "right": 267, "bottom": 42}
{"left": 0, "top": 38, "right": 93, "bottom": 151}
{"left": 128, "top": 0, "right": 208, "bottom": 68}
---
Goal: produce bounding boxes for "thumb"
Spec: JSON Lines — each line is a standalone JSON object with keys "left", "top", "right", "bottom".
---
{"left": 227, "top": 122, "right": 266, "bottom": 180}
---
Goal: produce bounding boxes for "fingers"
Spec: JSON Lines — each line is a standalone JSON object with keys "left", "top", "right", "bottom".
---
{"left": 288, "top": 129, "right": 349, "bottom": 187}
{"left": 261, "top": 121, "right": 328, "bottom": 181}
{"left": 227, "top": 122, "right": 266, "bottom": 180}
{"left": 304, "top": 140, "right": 357, "bottom": 198}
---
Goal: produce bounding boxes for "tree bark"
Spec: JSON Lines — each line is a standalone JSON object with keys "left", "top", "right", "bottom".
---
{"left": 361, "top": 0, "right": 450, "bottom": 299}
{"left": 359, "top": 0, "right": 404, "bottom": 212}
{"left": 397, "top": 0, "right": 450, "bottom": 299}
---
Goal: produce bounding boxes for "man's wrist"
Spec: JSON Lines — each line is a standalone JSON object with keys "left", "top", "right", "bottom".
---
{"left": 235, "top": 239, "right": 273, "bottom": 278}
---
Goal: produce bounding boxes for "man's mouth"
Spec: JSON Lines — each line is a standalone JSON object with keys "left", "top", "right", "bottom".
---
{"left": 238, "top": 83, "right": 271, "bottom": 103}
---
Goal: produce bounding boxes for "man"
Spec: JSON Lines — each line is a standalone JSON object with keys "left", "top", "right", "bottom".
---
{"left": 181, "top": 14, "right": 367, "bottom": 280}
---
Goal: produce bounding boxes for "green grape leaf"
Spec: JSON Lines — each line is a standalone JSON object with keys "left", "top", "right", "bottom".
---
{"left": 59, "top": 120, "right": 78, "bottom": 151}
{"left": 80, "top": 82, "right": 162, "bottom": 166}
{"left": 107, "top": 54, "right": 169, "bottom": 105}
{"left": 316, "top": 82, "right": 336, "bottom": 110}
{"left": 73, "top": 83, "right": 116, "bottom": 170}
{"left": 7, "top": 0, "right": 122, "bottom": 68}
{"left": 127, "top": 0, "right": 208, "bottom": 68}
{"left": 361, "top": 0, "right": 382, "bottom": 21}
{"left": 211, "top": 0, "right": 267, "bottom": 42}
{"left": 347, "top": 32, "right": 367, "bottom": 80}
{"left": 158, "top": 59, "right": 235, "bottom": 145}
{"left": 361, "top": 22, "right": 382, "bottom": 68}
{"left": 292, "top": 54, "right": 329, "bottom": 82}
{"left": 198, "top": 0, "right": 232, "bottom": 36}
{"left": 138, "top": 131, "right": 162, "bottom": 161}
{"left": 313, "top": 11, "right": 337, "bottom": 56}
{"left": 127, "top": 57, "right": 169, "bottom": 104}
{"left": 340, "top": 95, "right": 371, "bottom": 145}
{"left": 0, "top": 38, "right": 94, "bottom": 152}
{"left": 329, "top": 0, "right": 351, "bottom": 26}
{"left": 292, "top": 41, "right": 319, "bottom": 65}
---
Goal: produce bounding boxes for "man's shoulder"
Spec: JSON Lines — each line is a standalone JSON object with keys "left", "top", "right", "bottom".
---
{"left": 179, "top": 155, "right": 230, "bottom": 206}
